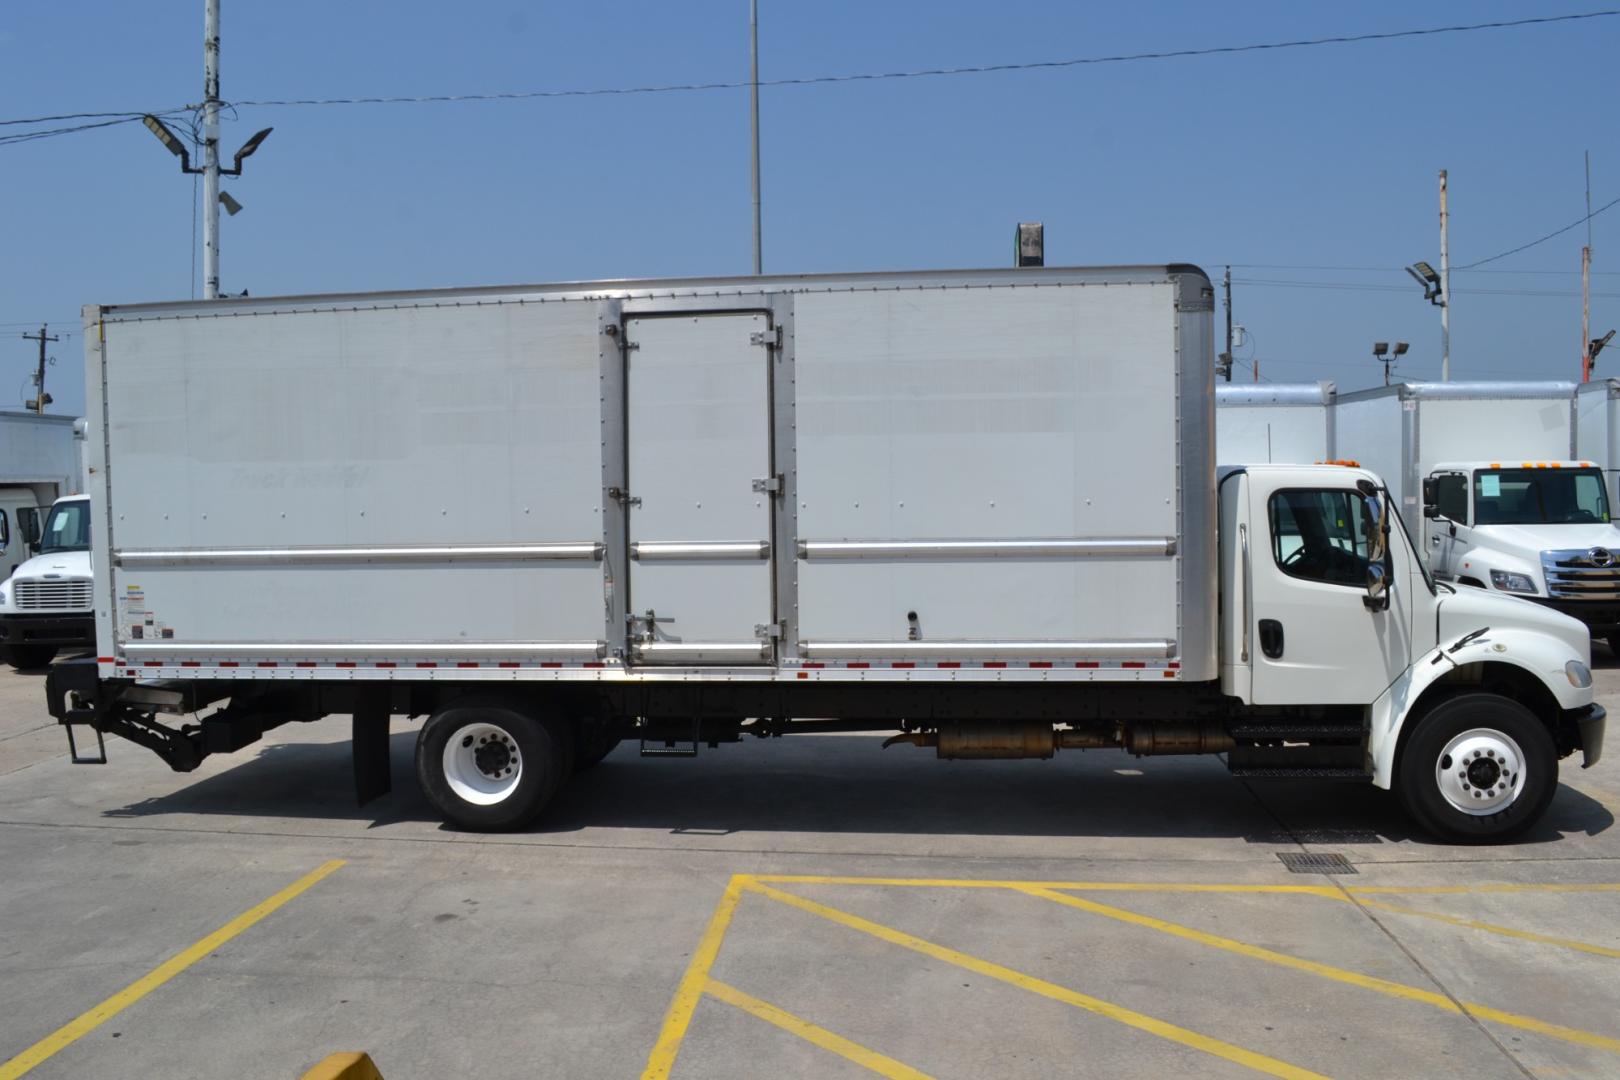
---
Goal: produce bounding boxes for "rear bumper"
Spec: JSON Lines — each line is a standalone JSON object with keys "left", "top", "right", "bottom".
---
{"left": 1528, "top": 597, "right": 1620, "bottom": 634}
{"left": 0, "top": 613, "right": 96, "bottom": 647}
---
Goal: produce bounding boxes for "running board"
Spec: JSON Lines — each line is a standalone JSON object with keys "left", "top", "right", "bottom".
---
{"left": 1229, "top": 767, "right": 1373, "bottom": 781}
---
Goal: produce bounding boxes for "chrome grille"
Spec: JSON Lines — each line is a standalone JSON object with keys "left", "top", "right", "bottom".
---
{"left": 1541, "top": 549, "right": 1620, "bottom": 600}
{"left": 13, "top": 579, "right": 94, "bottom": 611}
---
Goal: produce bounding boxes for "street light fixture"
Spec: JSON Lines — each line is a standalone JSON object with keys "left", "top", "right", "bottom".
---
{"left": 1373, "top": 341, "right": 1409, "bottom": 387}
{"left": 1589, "top": 330, "right": 1617, "bottom": 378}
{"left": 1405, "top": 262, "right": 1444, "bottom": 306}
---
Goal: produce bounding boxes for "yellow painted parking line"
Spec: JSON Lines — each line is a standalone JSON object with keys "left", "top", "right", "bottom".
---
{"left": 751, "top": 874, "right": 1620, "bottom": 898}
{"left": 0, "top": 859, "right": 347, "bottom": 1080}
{"left": 1344, "top": 896, "right": 1620, "bottom": 960}
{"left": 748, "top": 881, "right": 1329, "bottom": 1080}
{"left": 705, "top": 978, "right": 936, "bottom": 1080}
{"left": 1018, "top": 886, "right": 1620, "bottom": 1056}
{"left": 642, "top": 874, "right": 748, "bottom": 1080}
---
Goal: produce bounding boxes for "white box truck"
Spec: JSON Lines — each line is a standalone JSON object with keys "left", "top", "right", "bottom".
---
{"left": 1335, "top": 383, "right": 1620, "bottom": 650}
{"left": 1215, "top": 381, "right": 1335, "bottom": 465}
{"left": 0, "top": 412, "right": 93, "bottom": 667}
{"left": 48, "top": 266, "right": 1604, "bottom": 840}
{"left": 1576, "top": 379, "right": 1620, "bottom": 505}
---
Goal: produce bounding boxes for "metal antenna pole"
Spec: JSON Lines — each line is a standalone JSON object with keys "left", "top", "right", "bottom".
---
{"left": 202, "top": 0, "right": 221, "bottom": 299}
{"left": 749, "top": 0, "right": 762, "bottom": 275}
{"left": 1582, "top": 151, "right": 1593, "bottom": 381}
{"left": 1439, "top": 169, "right": 1450, "bottom": 381}
{"left": 1220, "top": 266, "right": 1232, "bottom": 382}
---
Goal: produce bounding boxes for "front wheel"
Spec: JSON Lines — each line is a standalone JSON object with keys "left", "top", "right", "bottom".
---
{"left": 1396, "top": 693, "right": 1558, "bottom": 842}
{"left": 416, "top": 704, "right": 571, "bottom": 831}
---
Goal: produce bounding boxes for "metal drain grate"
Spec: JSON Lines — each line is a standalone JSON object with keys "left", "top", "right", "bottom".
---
{"left": 1276, "top": 851, "right": 1357, "bottom": 875}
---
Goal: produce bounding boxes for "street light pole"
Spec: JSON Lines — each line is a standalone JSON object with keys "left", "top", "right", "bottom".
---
{"left": 1438, "top": 169, "right": 1450, "bottom": 382}
{"left": 202, "top": 0, "right": 221, "bottom": 299}
{"left": 749, "top": 0, "right": 762, "bottom": 275}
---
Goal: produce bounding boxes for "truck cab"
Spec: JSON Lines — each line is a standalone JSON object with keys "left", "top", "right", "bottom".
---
{"left": 1420, "top": 461, "right": 1620, "bottom": 653}
{"left": 0, "top": 494, "right": 94, "bottom": 668}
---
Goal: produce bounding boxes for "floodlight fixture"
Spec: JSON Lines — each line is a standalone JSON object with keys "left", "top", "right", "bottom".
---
{"left": 1405, "top": 262, "right": 1444, "bottom": 306}
{"left": 1594, "top": 329, "right": 1616, "bottom": 359}
{"left": 219, "top": 191, "right": 243, "bottom": 216}
{"left": 142, "top": 114, "right": 197, "bottom": 173}
{"left": 222, "top": 127, "right": 273, "bottom": 176}
{"left": 1392, "top": 341, "right": 1409, "bottom": 356}
{"left": 1372, "top": 342, "right": 1389, "bottom": 357}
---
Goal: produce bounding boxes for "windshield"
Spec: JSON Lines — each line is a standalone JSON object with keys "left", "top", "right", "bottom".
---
{"left": 1473, "top": 468, "right": 1610, "bottom": 526}
{"left": 40, "top": 501, "right": 90, "bottom": 553}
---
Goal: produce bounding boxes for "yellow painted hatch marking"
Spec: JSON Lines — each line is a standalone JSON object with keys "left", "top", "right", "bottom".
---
{"left": 641, "top": 873, "right": 747, "bottom": 1080}
{"left": 705, "top": 978, "right": 936, "bottom": 1079}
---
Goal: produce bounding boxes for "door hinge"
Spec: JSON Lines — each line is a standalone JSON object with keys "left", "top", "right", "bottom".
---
{"left": 751, "top": 474, "right": 783, "bottom": 496}
{"left": 755, "top": 621, "right": 785, "bottom": 641}
{"left": 607, "top": 486, "right": 642, "bottom": 508}
{"left": 750, "top": 327, "right": 783, "bottom": 349}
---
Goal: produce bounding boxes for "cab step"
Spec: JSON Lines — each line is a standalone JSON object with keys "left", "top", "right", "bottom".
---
{"left": 1229, "top": 766, "right": 1373, "bottom": 781}
{"left": 1228, "top": 722, "right": 1365, "bottom": 741}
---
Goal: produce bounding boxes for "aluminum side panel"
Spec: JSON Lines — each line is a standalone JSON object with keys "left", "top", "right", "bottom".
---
{"left": 792, "top": 282, "right": 1184, "bottom": 656}
{"left": 101, "top": 302, "right": 606, "bottom": 647}
{"left": 1216, "top": 402, "right": 1331, "bottom": 465}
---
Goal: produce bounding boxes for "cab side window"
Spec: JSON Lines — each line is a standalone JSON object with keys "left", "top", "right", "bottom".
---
{"left": 1434, "top": 473, "right": 1467, "bottom": 523}
{"left": 1268, "top": 488, "right": 1369, "bottom": 587}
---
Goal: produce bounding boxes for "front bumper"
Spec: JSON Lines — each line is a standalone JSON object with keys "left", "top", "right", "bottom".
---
{"left": 1573, "top": 703, "right": 1607, "bottom": 769}
{"left": 1528, "top": 597, "right": 1620, "bottom": 634}
{"left": 0, "top": 613, "right": 95, "bottom": 648}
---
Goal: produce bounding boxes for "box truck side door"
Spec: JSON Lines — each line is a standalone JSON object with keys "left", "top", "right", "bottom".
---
{"left": 623, "top": 313, "right": 775, "bottom": 664}
{"left": 1248, "top": 475, "right": 1414, "bottom": 704}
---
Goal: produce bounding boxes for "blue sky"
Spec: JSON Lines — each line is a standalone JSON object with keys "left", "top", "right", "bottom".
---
{"left": 1, "top": 2, "right": 1615, "bottom": 416}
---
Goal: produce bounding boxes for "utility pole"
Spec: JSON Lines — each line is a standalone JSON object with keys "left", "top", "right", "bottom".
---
{"left": 202, "top": 0, "right": 222, "bottom": 299}
{"left": 1439, "top": 169, "right": 1451, "bottom": 382}
{"left": 749, "top": 0, "right": 762, "bottom": 275}
{"left": 23, "top": 325, "right": 58, "bottom": 414}
{"left": 1219, "top": 266, "right": 1233, "bottom": 382}
{"left": 1582, "top": 151, "right": 1593, "bottom": 381}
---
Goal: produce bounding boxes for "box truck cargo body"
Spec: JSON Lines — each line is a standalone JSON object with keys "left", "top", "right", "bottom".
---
{"left": 1576, "top": 379, "right": 1620, "bottom": 505}
{"left": 1215, "top": 382, "right": 1335, "bottom": 465}
{"left": 49, "top": 266, "right": 1605, "bottom": 840}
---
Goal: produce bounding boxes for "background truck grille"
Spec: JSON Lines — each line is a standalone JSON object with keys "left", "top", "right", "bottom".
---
{"left": 1541, "top": 549, "right": 1620, "bottom": 600}
{"left": 13, "top": 579, "right": 93, "bottom": 611}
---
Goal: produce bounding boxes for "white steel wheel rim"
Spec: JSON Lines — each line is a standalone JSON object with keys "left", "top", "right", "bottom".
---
{"left": 442, "top": 722, "right": 523, "bottom": 806}
{"left": 1435, "top": 727, "right": 1526, "bottom": 816}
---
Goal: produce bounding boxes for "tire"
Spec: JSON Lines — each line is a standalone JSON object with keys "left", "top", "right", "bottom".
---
{"left": 415, "top": 704, "right": 572, "bottom": 831}
{"left": 1396, "top": 692, "right": 1558, "bottom": 842}
{"left": 573, "top": 719, "right": 621, "bottom": 773}
{"left": 4, "top": 645, "right": 58, "bottom": 670}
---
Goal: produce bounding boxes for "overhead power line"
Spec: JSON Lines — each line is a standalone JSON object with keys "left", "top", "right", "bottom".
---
{"left": 1453, "top": 193, "right": 1620, "bottom": 270}
{"left": 4, "top": 8, "right": 1615, "bottom": 136}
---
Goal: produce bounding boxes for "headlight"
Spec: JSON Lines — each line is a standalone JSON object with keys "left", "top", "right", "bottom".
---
{"left": 1567, "top": 660, "right": 1593, "bottom": 688}
{"left": 1490, "top": 570, "right": 1538, "bottom": 594}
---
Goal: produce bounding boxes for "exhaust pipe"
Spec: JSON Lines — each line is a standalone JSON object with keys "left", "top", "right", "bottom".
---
{"left": 882, "top": 721, "right": 1232, "bottom": 760}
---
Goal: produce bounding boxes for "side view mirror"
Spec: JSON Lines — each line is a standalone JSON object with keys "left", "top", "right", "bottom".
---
{"left": 1362, "top": 496, "right": 1388, "bottom": 563}
{"left": 1421, "top": 476, "right": 1438, "bottom": 509}
{"left": 0, "top": 509, "right": 8, "bottom": 554}
{"left": 16, "top": 507, "right": 41, "bottom": 555}
{"left": 1364, "top": 562, "right": 1389, "bottom": 611}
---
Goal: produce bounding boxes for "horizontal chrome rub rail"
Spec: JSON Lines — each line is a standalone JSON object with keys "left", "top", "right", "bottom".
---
{"left": 630, "top": 540, "right": 771, "bottom": 562}
{"left": 114, "top": 543, "right": 605, "bottom": 567}
{"left": 797, "top": 639, "right": 1177, "bottom": 660}
{"left": 796, "top": 537, "right": 1176, "bottom": 560}
{"left": 632, "top": 641, "right": 772, "bottom": 662}
{"left": 118, "top": 641, "right": 610, "bottom": 659}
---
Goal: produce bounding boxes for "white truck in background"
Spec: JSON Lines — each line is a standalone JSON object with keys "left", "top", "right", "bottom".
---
{"left": 1215, "top": 381, "right": 1335, "bottom": 465}
{"left": 1331, "top": 382, "right": 1620, "bottom": 651}
{"left": 0, "top": 412, "right": 92, "bottom": 668}
{"left": 47, "top": 266, "right": 1604, "bottom": 841}
{"left": 1577, "top": 379, "right": 1620, "bottom": 506}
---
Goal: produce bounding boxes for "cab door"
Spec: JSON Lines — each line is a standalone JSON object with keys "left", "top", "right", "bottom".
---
{"left": 1248, "top": 476, "right": 1413, "bottom": 705}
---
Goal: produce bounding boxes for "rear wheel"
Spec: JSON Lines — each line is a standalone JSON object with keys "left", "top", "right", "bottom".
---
{"left": 4, "top": 644, "right": 57, "bottom": 670}
{"left": 1396, "top": 693, "right": 1557, "bottom": 842}
{"left": 416, "top": 704, "right": 571, "bottom": 831}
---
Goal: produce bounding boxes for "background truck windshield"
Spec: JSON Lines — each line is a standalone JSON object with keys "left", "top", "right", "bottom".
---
{"left": 1473, "top": 468, "right": 1610, "bottom": 526}
{"left": 40, "top": 501, "right": 90, "bottom": 553}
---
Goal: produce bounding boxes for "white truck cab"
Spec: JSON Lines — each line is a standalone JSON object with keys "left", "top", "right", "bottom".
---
{"left": 0, "top": 494, "right": 94, "bottom": 668}
{"left": 1420, "top": 461, "right": 1620, "bottom": 653}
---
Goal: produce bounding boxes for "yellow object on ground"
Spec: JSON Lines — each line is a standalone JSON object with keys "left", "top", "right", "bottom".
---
{"left": 301, "top": 1051, "right": 384, "bottom": 1080}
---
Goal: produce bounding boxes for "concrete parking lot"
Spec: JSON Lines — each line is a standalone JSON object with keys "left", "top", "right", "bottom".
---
{"left": 1, "top": 661, "right": 1617, "bottom": 1079}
